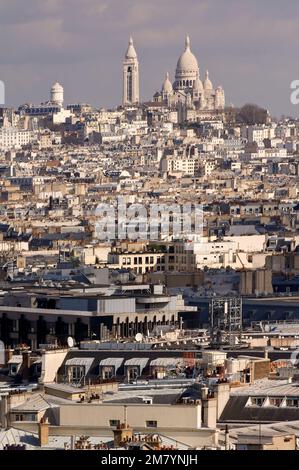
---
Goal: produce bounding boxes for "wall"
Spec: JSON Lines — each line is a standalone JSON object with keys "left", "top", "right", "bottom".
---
{"left": 224, "top": 235, "right": 266, "bottom": 253}
{"left": 214, "top": 383, "right": 230, "bottom": 420}
{"left": 39, "top": 349, "right": 68, "bottom": 384}
{"left": 58, "top": 403, "right": 201, "bottom": 430}
{"left": 252, "top": 360, "right": 271, "bottom": 381}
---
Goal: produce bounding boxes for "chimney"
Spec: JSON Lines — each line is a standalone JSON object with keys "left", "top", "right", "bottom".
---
{"left": 113, "top": 410, "right": 133, "bottom": 448}
{"left": 5, "top": 349, "right": 13, "bottom": 366}
{"left": 38, "top": 417, "right": 49, "bottom": 447}
{"left": 214, "top": 382, "right": 230, "bottom": 420}
{"left": 0, "top": 395, "right": 10, "bottom": 428}
{"left": 202, "top": 398, "right": 217, "bottom": 429}
{"left": 21, "top": 351, "right": 31, "bottom": 381}
{"left": 225, "top": 425, "right": 230, "bottom": 450}
{"left": 22, "top": 350, "right": 31, "bottom": 368}
{"left": 264, "top": 348, "right": 269, "bottom": 360}
{"left": 201, "top": 386, "right": 209, "bottom": 400}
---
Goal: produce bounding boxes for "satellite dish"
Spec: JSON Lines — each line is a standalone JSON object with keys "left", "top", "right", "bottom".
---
{"left": 135, "top": 333, "right": 143, "bottom": 343}
{"left": 67, "top": 337, "right": 74, "bottom": 348}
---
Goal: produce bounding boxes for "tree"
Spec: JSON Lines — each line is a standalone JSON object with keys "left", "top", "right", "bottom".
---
{"left": 236, "top": 103, "right": 269, "bottom": 125}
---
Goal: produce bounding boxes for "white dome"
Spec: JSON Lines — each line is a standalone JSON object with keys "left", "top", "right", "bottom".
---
{"left": 204, "top": 70, "right": 213, "bottom": 91}
{"left": 50, "top": 81, "right": 64, "bottom": 106}
{"left": 51, "top": 82, "right": 63, "bottom": 92}
{"left": 193, "top": 77, "right": 203, "bottom": 92}
{"left": 125, "top": 37, "right": 137, "bottom": 59}
{"left": 176, "top": 36, "right": 199, "bottom": 77}
{"left": 162, "top": 72, "right": 173, "bottom": 93}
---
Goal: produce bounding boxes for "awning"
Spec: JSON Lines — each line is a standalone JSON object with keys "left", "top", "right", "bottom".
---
{"left": 150, "top": 358, "right": 183, "bottom": 368}
{"left": 124, "top": 358, "right": 149, "bottom": 373}
{"left": 32, "top": 358, "right": 42, "bottom": 365}
{"left": 99, "top": 358, "right": 124, "bottom": 372}
{"left": 65, "top": 357, "right": 94, "bottom": 374}
{"left": 8, "top": 355, "right": 23, "bottom": 364}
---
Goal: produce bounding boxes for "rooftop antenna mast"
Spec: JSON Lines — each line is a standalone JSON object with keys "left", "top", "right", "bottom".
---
{"left": 124, "top": 405, "right": 128, "bottom": 428}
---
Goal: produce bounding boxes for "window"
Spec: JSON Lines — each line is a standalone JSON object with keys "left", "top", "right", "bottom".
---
{"left": 26, "top": 414, "right": 37, "bottom": 422}
{"left": 109, "top": 419, "right": 120, "bottom": 427}
{"left": 251, "top": 397, "right": 264, "bottom": 407}
{"left": 10, "top": 365, "right": 18, "bottom": 374}
{"left": 286, "top": 399, "right": 299, "bottom": 407}
{"left": 146, "top": 420, "right": 157, "bottom": 428}
{"left": 70, "top": 366, "right": 85, "bottom": 382}
{"left": 143, "top": 398, "right": 153, "bottom": 405}
{"left": 269, "top": 398, "right": 282, "bottom": 407}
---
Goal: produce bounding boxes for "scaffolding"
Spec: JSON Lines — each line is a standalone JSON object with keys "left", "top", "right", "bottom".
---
{"left": 209, "top": 297, "right": 242, "bottom": 348}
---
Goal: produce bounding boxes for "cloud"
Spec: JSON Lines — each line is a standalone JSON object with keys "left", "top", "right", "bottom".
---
{"left": 0, "top": 0, "right": 298, "bottom": 116}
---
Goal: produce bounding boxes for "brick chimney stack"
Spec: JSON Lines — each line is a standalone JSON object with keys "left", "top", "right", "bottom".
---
{"left": 21, "top": 350, "right": 31, "bottom": 381}
{"left": 38, "top": 417, "right": 49, "bottom": 447}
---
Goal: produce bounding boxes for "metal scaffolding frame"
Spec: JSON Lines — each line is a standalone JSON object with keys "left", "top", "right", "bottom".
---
{"left": 209, "top": 297, "right": 242, "bottom": 348}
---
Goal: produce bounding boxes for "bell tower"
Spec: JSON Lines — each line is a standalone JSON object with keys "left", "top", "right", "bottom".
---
{"left": 123, "top": 37, "right": 139, "bottom": 106}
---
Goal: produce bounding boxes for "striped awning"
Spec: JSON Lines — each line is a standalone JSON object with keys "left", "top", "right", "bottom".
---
{"left": 65, "top": 357, "right": 94, "bottom": 373}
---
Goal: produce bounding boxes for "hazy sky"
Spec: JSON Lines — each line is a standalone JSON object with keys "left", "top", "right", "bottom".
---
{"left": 1, "top": 0, "right": 299, "bottom": 117}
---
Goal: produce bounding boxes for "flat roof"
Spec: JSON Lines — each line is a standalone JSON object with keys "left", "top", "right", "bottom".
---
{"left": 0, "top": 306, "right": 92, "bottom": 317}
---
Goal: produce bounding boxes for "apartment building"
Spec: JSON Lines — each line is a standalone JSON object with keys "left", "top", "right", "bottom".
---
{"left": 0, "top": 128, "right": 36, "bottom": 150}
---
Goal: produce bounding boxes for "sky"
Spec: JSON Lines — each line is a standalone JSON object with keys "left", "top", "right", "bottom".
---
{"left": 1, "top": 0, "right": 299, "bottom": 117}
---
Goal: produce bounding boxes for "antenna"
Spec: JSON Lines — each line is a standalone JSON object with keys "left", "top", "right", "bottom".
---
{"left": 124, "top": 405, "right": 128, "bottom": 428}
{"left": 67, "top": 336, "right": 74, "bottom": 348}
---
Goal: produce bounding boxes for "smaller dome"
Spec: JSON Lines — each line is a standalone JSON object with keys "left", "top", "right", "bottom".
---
{"left": 204, "top": 70, "right": 213, "bottom": 91}
{"left": 125, "top": 36, "right": 137, "bottom": 59}
{"left": 193, "top": 77, "right": 203, "bottom": 92}
{"left": 162, "top": 72, "right": 173, "bottom": 93}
